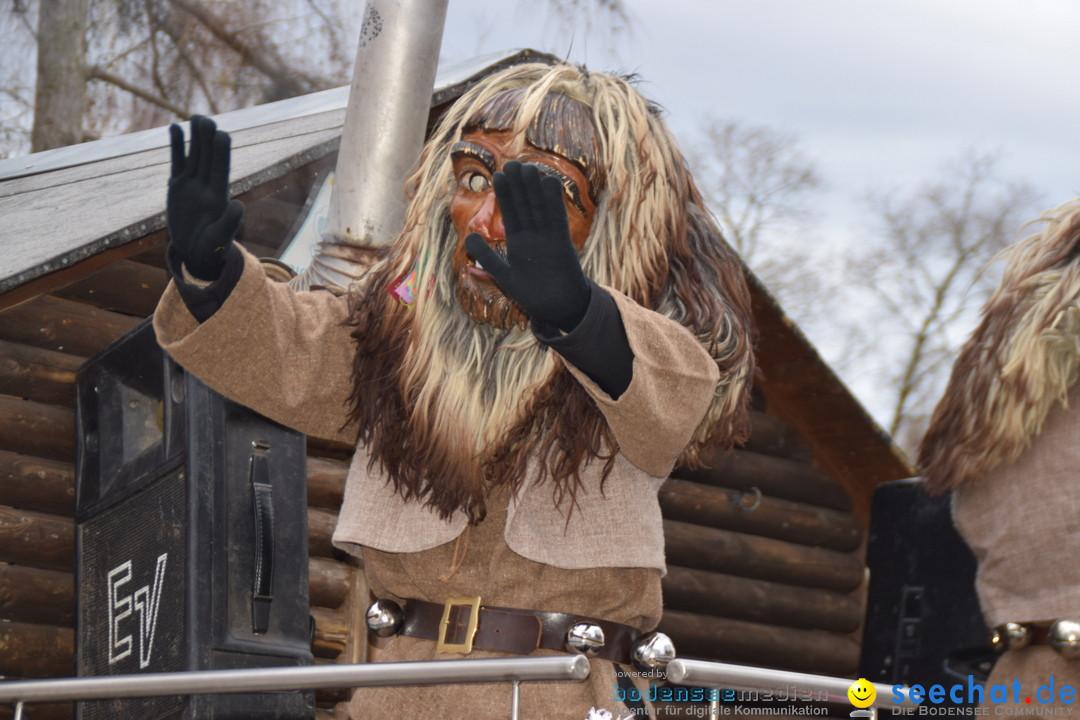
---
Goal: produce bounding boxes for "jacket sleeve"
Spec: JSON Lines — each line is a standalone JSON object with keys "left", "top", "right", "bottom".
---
{"left": 555, "top": 287, "right": 720, "bottom": 478}
{"left": 153, "top": 245, "right": 359, "bottom": 444}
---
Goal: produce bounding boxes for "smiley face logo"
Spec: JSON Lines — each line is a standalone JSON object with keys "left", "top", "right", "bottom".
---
{"left": 848, "top": 678, "right": 876, "bottom": 708}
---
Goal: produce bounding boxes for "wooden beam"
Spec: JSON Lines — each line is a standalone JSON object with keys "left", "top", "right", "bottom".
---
{"left": 50, "top": 259, "right": 168, "bottom": 318}
{"left": 307, "top": 456, "right": 347, "bottom": 510}
{"left": 658, "top": 609, "right": 860, "bottom": 677}
{"left": 0, "top": 450, "right": 75, "bottom": 517}
{"left": 0, "top": 339, "right": 82, "bottom": 407}
{"left": 0, "top": 233, "right": 165, "bottom": 314}
{"left": 0, "top": 620, "right": 74, "bottom": 677}
{"left": 308, "top": 556, "right": 352, "bottom": 610}
{"left": 308, "top": 508, "right": 340, "bottom": 560}
{"left": 0, "top": 396, "right": 76, "bottom": 462}
{"left": 0, "top": 295, "right": 140, "bottom": 357}
{"left": 661, "top": 565, "right": 861, "bottom": 633}
{"left": 0, "top": 507, "right": 74, "bottom": 572}
{"left": 663, "top": 520, "right": 863, "bottom": 592}
{"left": 0, "top": 564, "right": 74, "bottom": 626}
{"left": 659, "top": 478, "right": 862, "bottom": 552}
{"left": 742, "top": 410, "right": 814, "bottom": 463}
{"left": 675, "top": 448, "right": 852, "bottom": 512}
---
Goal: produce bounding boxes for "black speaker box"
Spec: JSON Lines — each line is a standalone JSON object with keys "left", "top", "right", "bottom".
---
{"left": 860, "top": 478, "right": 996, "bottom": 702}
{"left": 75, "top": 318, "right": 315, "bottom": 719}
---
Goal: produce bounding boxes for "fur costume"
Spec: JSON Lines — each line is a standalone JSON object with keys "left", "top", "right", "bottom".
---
{"left": 345, "top": 62, "right": 755, "bottom": 525}
{"left": 918, "top": 200, "right": 1080, "bottom": 705}
{"left": 155, "top": 61, "right": 755, "bottom": 720}
{"left": 919, "top": 199, "right": 1080, "bottom": 494}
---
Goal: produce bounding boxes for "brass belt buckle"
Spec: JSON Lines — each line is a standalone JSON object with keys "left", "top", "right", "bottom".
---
{"left": 437, "top": 595, "right": 481, "bottom": 654}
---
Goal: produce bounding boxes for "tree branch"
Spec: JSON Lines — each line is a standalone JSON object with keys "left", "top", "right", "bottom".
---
{"left": 88, "top": 66, "right": 191, "bottom": 119}
{"left": 166, "top": 0, "right": 312, "bottom": 97}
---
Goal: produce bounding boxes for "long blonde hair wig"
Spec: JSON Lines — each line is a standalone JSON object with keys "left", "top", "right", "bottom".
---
{"left": 346, "top": 62, "right": 755, "bottom": 521}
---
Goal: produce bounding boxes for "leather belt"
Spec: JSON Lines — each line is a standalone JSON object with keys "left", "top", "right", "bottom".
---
{"left": 396, "top": 596, "right": 641, "bottom": 664}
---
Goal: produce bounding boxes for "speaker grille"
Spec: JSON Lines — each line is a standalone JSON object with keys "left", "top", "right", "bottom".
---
{"left": 79, "top": 469, "right": 188, "bottom": 719}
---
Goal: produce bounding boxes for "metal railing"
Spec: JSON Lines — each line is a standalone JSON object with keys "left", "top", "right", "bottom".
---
{"left": 0, "top": 655, "right": 590, "bottom": 720}
{"left": 666, "top": 658, "right": 907, "bottom": 718}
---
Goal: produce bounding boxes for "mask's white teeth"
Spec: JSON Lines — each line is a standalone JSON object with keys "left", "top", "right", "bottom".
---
{"left": 474, "top": 259, "right": 484, "bottom": 270}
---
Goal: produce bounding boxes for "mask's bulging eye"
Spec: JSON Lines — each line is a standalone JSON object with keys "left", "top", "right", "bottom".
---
{"left": 466, "top": 173, "right": 490, "bottom": 193}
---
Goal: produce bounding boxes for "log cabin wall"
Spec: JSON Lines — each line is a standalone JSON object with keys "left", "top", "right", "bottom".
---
{"left": 0, "top": 83, "right": 910, "bottom": 715}
{"left": 0, "top": 233, "right": 876, "bottom": 718}
{"left": 0, "top": 229, "right": 364, "bottom": 719}
{"left": 0, "top": 240, "right": 903, "bottom": 719}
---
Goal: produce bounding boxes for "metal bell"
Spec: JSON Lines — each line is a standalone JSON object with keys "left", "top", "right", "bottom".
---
{"left": 565, "top": 622, "right": 606, "bottom": 656}
{"left": 631, "top": 631, "right": 676, "bottom": 672}
{"left": 365, "top": 599, "right": 404, "bottom": 638}
{"left": 1049, "top": 619, "right": 1080, "bottom": 659}
{"left": 990, "top": 622, "right": 1030, "bottom": 653}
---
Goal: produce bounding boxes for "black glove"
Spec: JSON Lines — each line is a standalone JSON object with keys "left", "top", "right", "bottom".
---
{"left": 465, "top": 161, "right": 591, "bottom": 333}
{"left": 166, "top": 115, "right": 243, "bottom": 282}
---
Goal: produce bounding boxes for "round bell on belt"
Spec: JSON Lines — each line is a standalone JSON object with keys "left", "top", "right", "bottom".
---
{"left": 565, "top": 622, "right": 606, "bottom": 656}
{"left": 1049, "top": 619, "right": 1080, "bottom": 659}
{"left": 990, "top": 622, "right": 1030, "bottom": 653}
{"left": 632, "top": 631, "right": 676, "bottom": 672}
{"left": 365, "top": 599, "right": 404, "bottom": 638}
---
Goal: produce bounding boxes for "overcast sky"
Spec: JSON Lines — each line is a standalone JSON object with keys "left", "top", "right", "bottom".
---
{"left": 439, "top": 0, "right": 1080, "bottom": 432}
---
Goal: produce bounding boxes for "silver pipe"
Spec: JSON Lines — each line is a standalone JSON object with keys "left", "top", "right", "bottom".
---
{"left": 511, "top": 680, "right": 521, "bottom": 720}
{"left": 290, "top": 0, "right": 449, "bottom": 292}
{"left": 0, "top": 656, "right": 589, "bottom": 705}
{"left": 665, "top": 659, "right": 906, "bottom": 707}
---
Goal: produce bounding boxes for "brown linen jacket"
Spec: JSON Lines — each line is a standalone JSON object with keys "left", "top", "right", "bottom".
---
{"left": 153, "top": 247, "right": 721, "bottom": 573}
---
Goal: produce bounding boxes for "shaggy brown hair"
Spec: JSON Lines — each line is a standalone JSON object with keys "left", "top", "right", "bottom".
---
{"left": 919, "top": 199, "right": 1080, "bottom": 494}
{"left": 344, "top": 62, "right": 755, "bottom": 522}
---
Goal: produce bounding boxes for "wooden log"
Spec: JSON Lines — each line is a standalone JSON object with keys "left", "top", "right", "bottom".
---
{"left": 659, "top": 478, "right": 862, "bottom": 552}
{"left": 307, "top": 434, "right": 355, "bottom": 462}
{"left": 308, "top": 455, "right": 347, "bottom": 510}
{"left": 0, "top": 702, "right": 73, "bottom": 719}
{"left": 0, "top": 450, "right": 75, "bottom": 516}
{"left": 0, "top": 621, "right": 74, "bottom": 677}
{"left": 674, "top": 448, "right": 852, "bottom": 512}
{"left": 309, "top": 556, "right": 352, "bottom": 610}
{"left": 661, "top": 565, "right": 861, "bottom": 633}
{"left": 658, "top": 609, "right": 860, "bottom": 677}
{"left": 0, "top": 295, "right": 140, "bottom": 357}
{"left": 308, "top": 508, "right": 340, "bottom": 559}
{"left": 311, "top": 605, "right": 350, "bottom": 659}
{"left": 50, "top": 259, "right": 168, "bottom": 318}
{"left": 0, "top": 396, "right": 75, "bottom": 462}
{"left": 0, "top": 564, "right": 74, "bottom": 626}
{"left": 0, "top": 340, "right": 82, "bottom": 407}
{"left": 663, "top": 520, "right": 863, "bottom": 592}
{"left": 741, "top": 411, "right": 814, "bottom": 463}
{"left": 0, "top": 507, "right": 74, "bottom": 572}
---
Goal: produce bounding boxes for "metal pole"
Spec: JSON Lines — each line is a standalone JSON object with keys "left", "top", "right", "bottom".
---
{"left": 0, "top": 656, "right": 589, "bottom": 706}
{"left": 290, "top": 0, "right": 449, "bottom": 291}
{"left": 511, "top": 680, "right": 521, "bottom": 720}
{"left": 666, "top": 659, "right": 906, "bottom": 707}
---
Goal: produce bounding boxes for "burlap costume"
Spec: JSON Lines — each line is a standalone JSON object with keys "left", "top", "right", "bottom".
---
{"left": 920, "top": 201, "right": 1080, "bottom": 710}
{"left": 154, "top": 248, "right": 722, "bottom": 719}
{"left": 156, "top": 61, "right": 755, "bottom": 719}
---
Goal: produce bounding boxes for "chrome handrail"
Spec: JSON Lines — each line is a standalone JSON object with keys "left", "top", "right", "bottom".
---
{"left": 666, "top": 658, "right": 908, "bottom": 718}
{"left": 1, "top": 655, "right": 590, "bottom": 720}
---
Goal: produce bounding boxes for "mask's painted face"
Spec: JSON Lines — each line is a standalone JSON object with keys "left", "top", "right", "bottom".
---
{"left": 448, "top": 128, "right": 597, "bottom": 329}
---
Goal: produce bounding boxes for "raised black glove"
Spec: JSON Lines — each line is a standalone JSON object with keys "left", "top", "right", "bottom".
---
{"left": 166, "top": 115, "right": 243, "bottom": 282}
{"left": 465, "top": 160, "right": 591, "bottom": 333}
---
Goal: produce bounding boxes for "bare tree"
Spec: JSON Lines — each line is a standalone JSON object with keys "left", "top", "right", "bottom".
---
{"left": 1, "top": 0, "right": 361, "bottom": 157}
{"left": 687, "top": 116, "right": 827, "bottom": 318}
{"left": 0, "top": 0, "right": 633, "bottom": 159}
{"left": 31, "top": 0, "right": 89, "bottom": 151}
{"left": 850, "top": 150, "right": 1042, "bottom": 453}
